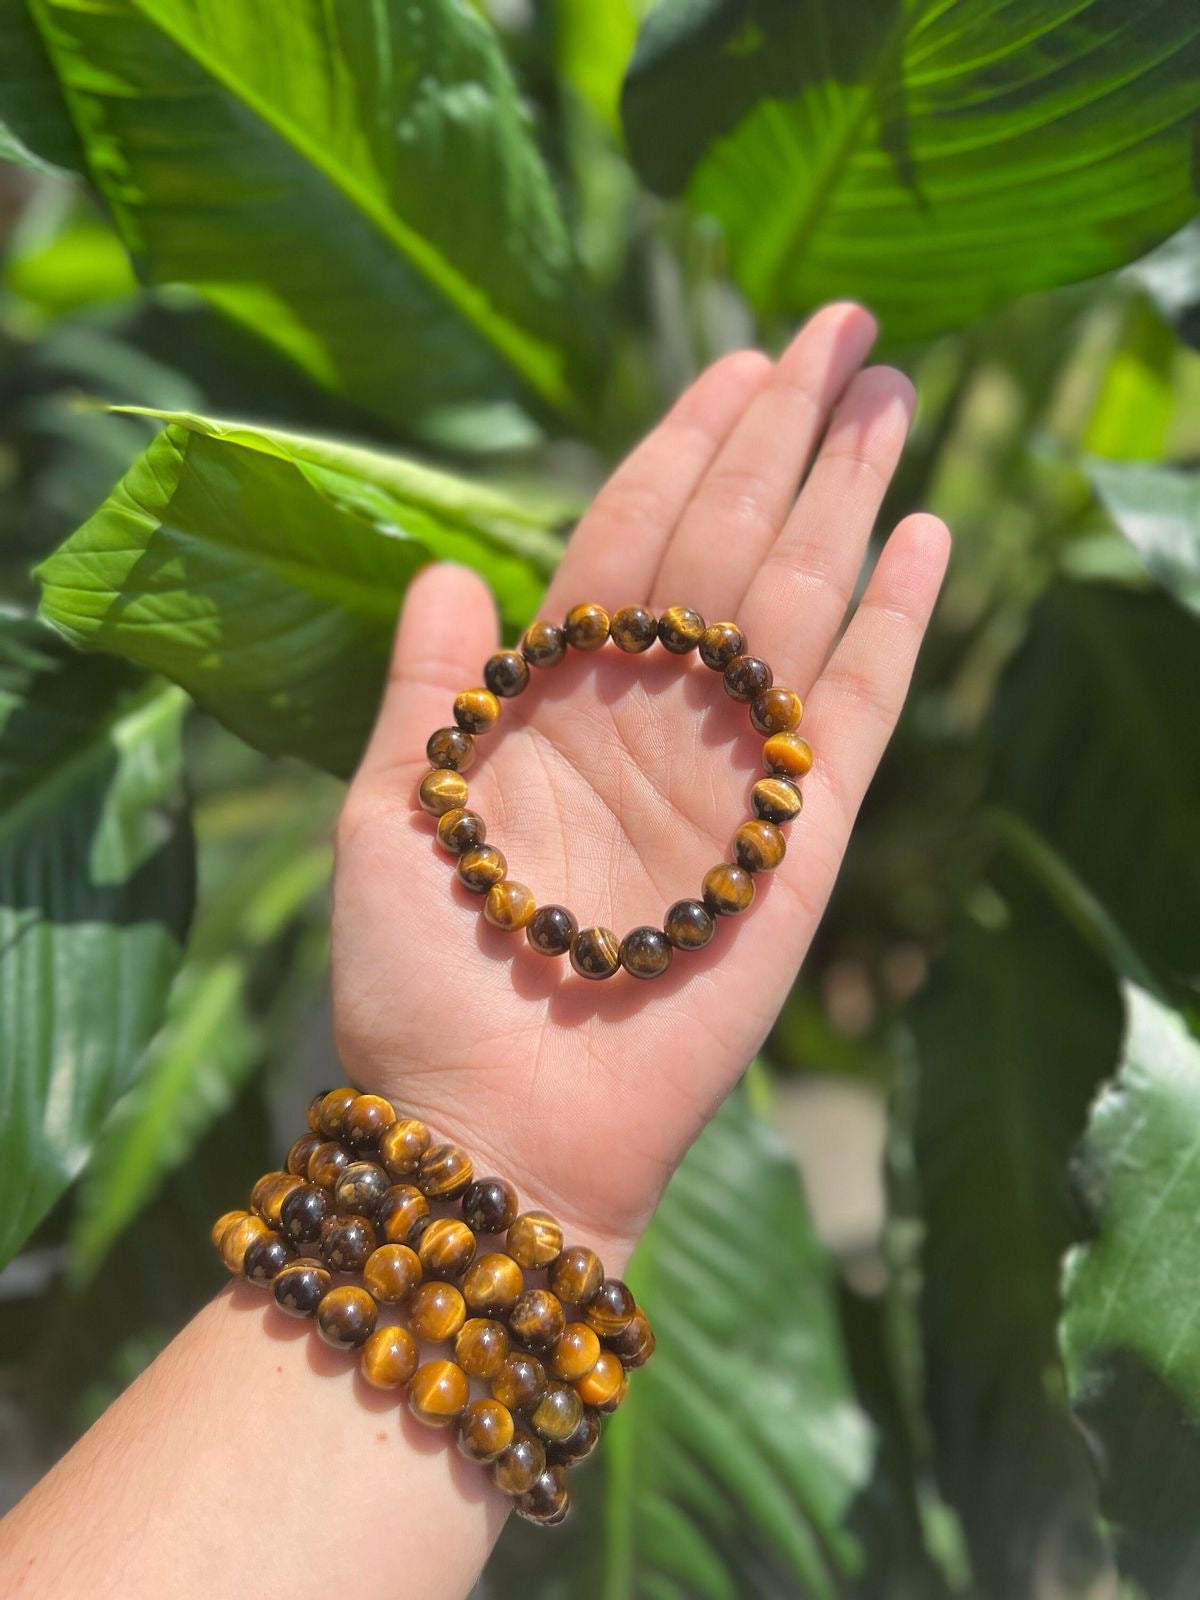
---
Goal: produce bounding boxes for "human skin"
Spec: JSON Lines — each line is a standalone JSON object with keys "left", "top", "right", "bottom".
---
{"left": 0, "top": 303, "right": 949, "bottom": 1599}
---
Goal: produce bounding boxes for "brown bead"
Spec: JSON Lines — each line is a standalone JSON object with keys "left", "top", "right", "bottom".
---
{"left": 570, "top": 925, "right": 620, "bottom": 980}
{"left": 702, "top": 862, "right": 755, "bottom": 916}
{"left": 762, "top": 731, "right": 813, "bottom": 780}
{"left": 279, "top": 1181, "right": 330, "bottom": 1245}
{"left": 492, "top": 1427, "right": 546, "bottom": 1495}
{"left": 522, "top": 619, "right": 567, "bottom": 667}
{"left": 272, "top": 1257, "right": 330, "bottom": 1318}
{"left": 698, "top": 620, "right": 745, "bottom": 670}
{"left": 286, "top": 1132, "right": 324, "bottom": 1178}
{"left": 257, "top": 1173, "right": 304, "bottom": 1231}
{"left": 750, "top": 776, "right": 804, "bottom": 825}
{"left": 531, "top": 1381, "right": 584, "bottom": 1444}
{"left": 307, "top": 1139, "right": 351, "bottom": 1191}
{"left": 417, "top": 1217, "right": 477, "bottom": 1281}
{"left": 610, "top": 605, "right": 657, "bottom": 653}
{"left": 484, "top": 880, "right": 535, "bottom": 931}
{"left": 484, "top": 650, "right": 530, "bottom": 697}
{"left": 550, "top": 1322, "right": 601, "bottom": 1382}
{"left": 334, "top": 1160, "right": 390, "bottom": 1218}
{"left": 461, "top": 1177, "right": 519, "bottom": 1235}
{"left": 453, "top": 687, "right": 501, "bottom": 734}
{"left": 724, "top": 653, "right": 773, "bottom": 702}
{"left": 418, "top": 768, "right": 469, "bottom": 817}
{"left": 243, "top": 1230, "right": 295, "bottom": 1286}
{"left": 363, "top": 1243, "right": 422, "bottom": 1304}
{"left": 305, "top": 1091, "right": 327, "bottom": 1133}
{"left": 360, "top": 1325, "right": 418, "bottom": 1390}
{"left": 583, "top": 1280, "right": 636, "bottom": 1337}
{"left": 549, "top": 1246, "right": 604, "bottom": 1307}
{"left": 515, "top": 1464, "right": 570, "bottom": 1525}
{"left": 318, "top": 1213, "right": 377, "bottom": 1273}
{"left": 526, "top": 904, "right": 577, "bottom": 956}
{"left": 663, "top": 897, "right": 715, "bottom": 951}
{"left": 657, "top": 606, "right": 705, "bottom": 653}
{"left": 210, "top": 1209, "right": 248, "bottom": 1251}
{"left": 377, "top": 1183, "right": 430, "bottom": 1243}
{"left": 491, "top": 1351, "right": 547, "bottom": 1412}
{"left": 510, "top": 1289, "right": 566, "bottom": 1352}
{"left": 315, "top": 1087, "right": 357, "bottom": 1139}
{"left": 550, "top": 1407, "right": 601, "bottom": 1465}
{"left": 316, "top": 1283, "right": 377, "bottom": 1350}
{"left": 575, "top": 1349, "right": 625, "bottom": 1408}
{"left": 426, "top": 726, "right": 475, "bottom": 772}
{"left": 457, "top": 844, "right": 506, "bottom": 893}
{"left": 409, "top": 1282, "right": 467, "bottom": 1344}
{"left": 508, "top": 1211, "right": 564, "bottom": 1270}
{"left": 563, "top": 602, "right": 609, "bottom": 650}
{"left": 609, "top": 1306, "right": 657, "bottom": 1369}
{"left": 619, "top": 925, "right": 672, "bottom": 979}
{"left": 408, "top": 1360, "right": 470, "bottom": 1427}
{"left": 463, "top": 1252, "right": 525, "bottom": 1316}
{"left": 250, "top": 1169, "right": 286, "bottom": 1214}
{"left": 733, "top": 818, "right": 786, "bottom": 873}
{"left": 378, "top": 1118, "right": 431, "bottom": 1178}
{"left": 342, "top": 1093, "right": 396, "bottom": 1151}
{"left": 457, "top": 1398, "right": 515, "bottom": 1462}
{"left": 455, "top": 1317, "right": 511, "bottom": 1380}
{"left": 750, "top": 686, "right": 803, "bottom": 735}
{"left": 417, "top": 1142, "right": 473, "bottom": 1199}
{"left": 436, "top": 806, "right": 486, "bottom": 855}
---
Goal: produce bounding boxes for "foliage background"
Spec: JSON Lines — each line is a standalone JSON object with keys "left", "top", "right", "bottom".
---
{"left": 2, "top": 2, "right": 1200, "bottom": 1595}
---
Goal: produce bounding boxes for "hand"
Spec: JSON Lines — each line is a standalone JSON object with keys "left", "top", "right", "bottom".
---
{"left": 331, "top": 304, "right": 949, "bottom": 1269}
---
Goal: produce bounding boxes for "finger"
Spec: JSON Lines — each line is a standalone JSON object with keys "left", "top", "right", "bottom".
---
{"left": 355, "top": 562, "right": 499, "bottom": 783}
{"left": 649, "top": 303, "right": 877, "bottom": 619}
{"left": 541, "top": 348, "right": 773, "bottom": 617}
{"left": 740, "top": 364, "right": 916, "bottom": 694}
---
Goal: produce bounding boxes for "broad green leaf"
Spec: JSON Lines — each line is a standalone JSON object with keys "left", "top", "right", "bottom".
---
{"left": 555, "top": 0, "right": 645, "bottom": 134}
{"left": 621, "top": 0, "right": 1200, "bottom": 341}
{"left": 1089, "top": 460, "right": 1200, "bottom": 617}
{"left": 0, "top": 616, "right": 193, "bottom": 1268}
{"left": 26, "top": 0, "right": 594, "bottom": 435}
{"left": 1062, "top": 987, "right": 1200, "bottom": 1600}
{"left": 0, "top": 0, "right": 83, "bottom": 173}
{"left": 36, "top": 411, "right": 564, "bottom": 776}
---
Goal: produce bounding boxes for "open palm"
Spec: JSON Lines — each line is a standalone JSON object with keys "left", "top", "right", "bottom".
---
{"left": 331, "top": 305, "right": 949, "bottom": 1269}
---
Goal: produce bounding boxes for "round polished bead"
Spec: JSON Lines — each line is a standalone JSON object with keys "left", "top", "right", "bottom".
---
{"left": 698, "top": 620, "right": 745, "bottom": 670}
{"left": 457, "top": 1398, "right": 515, "bottom": 1462}
{"left": 491, "top": 1351, "right": 548, "bottom": 1413}
{"left": 733, "top": 819, "right": 787, "bottom": 873}
{"left": 510, "top": 1289, "right": 566, "bottom": 1353}
{"left": 418, "top": 768, "right": 469, "bottom": 817}
{"left": 462, "top": 1177, "right": 519, "bottom": 1235}
{"left": 508, "top": 1211, "right": 564, "bottom": 1270}
{"left": 417, "top": 1143, "right": 473, "bottom": 1200}
{"left": 570, "top": 925, "right": 620, "bottom": 980}
{"left": 379, "top": 1118, "right": 431, "bottom": 1179}
{"left": 619, "top": 925, "right": 673, "bottom": 979}
{"left": 522, "top": 619, "right": 567, "bottom": 667}
{"left": 307, "top": 1139, "right": 351, "bottom": 1191}
{"left": 549, "top": 1246, "right": 604, "bottom": 1307}
{"left": 363, "top": 1243, "right": 422, "bottom": 1304}
{"left": 342, "top": 1094, "right": 396, "bottom": 1151}
{"left": 250, "top": 1169, "right": 287, "bottom": 1214}
{"left": 484, "top": 650, "right": 530, "bottom": 698}
{"left": 377, "top": 1184, "right": 429, "bottom": 1243}
{"left": 492, "top": 1428, "right": 546, "bottom": 1496}
{"left": 584, "top": 1279, "right": 637, "bottom": 1337}
{"left": 550, "top": 1406, "right": 601, "bottom": 1466}
{"left": 315, "top": 1087, "right": 357, "bottom": 1139}
{"left": 531, "top": 1381, "right": 584, "bottom": 1444}
{"left": 750, "top": 686, "right": 803, "bottom": 735}
{"left": 702, "top": 862, "right": 755, "bottom": 916}
{"left": 484, "top": 880, "right": 535, "bottom": 931}
{"left": 663, "top": 897, "right": 715, "bottom": 951}
{"left": 334, "top": 1160, "right": 391, "bottom": 1218}
{"left": 279, "top": 1181, "right": 330, "bottom": 1245}
{"left": 515, "top": 1464, "right": 570, "bottom": 1526}
{"left": 463, "top": 1252, "right": 525, "bottom": 1316}
{"left": 550, "top": 1322, "right": 602, "bottom": 1382}
{"left": 455, "top": 1317, "right": 511, "bottom": 1380}
{"left": 724, "top": 653, "right": 773, "bottom": 702}
{"left": 575, "top": 1349, "right": 625, "bottom": 1408}
{"left": 316, "top": 1284, "right": 377, "bottom": 1350}
{"left": 563, "top": 602, "right": 609, "bottom": 651}
{"left": 610, "top": 606, "right": 657, "bottom": 653}
{"left": 417, "top": 1217, "right": 477, "bottom": 1281}
{"left": 609, "top": 1306, "right": 657, "bottom": 1369}
{"left": 657, "top": 606, "right": 705, "bottom": 653}
{"left": 318, "top": 1213, "right": 377, "bottom": 1274}
{"left": 409, "top": 1281, "right": 468, "bottom": 1344}
{"left": 272, "top": 1257, "right": 330, "bottom": 1318}
{"left": 426, "top": 726, "right": 475, "bottom": 772}
{"left": 750, "top": 776, "right": 804, "bottom": 825}
{"left": 408, "top": 1359, "right": 470, "bottom": 1427}
{"left": 243, "top": 1230, "right": 295, "bottom": 1286}
{"left": 286, "top": 1132, "right": 324, "bottom": 1178}
{"left": 762, "top": 731, "right": 814, "bottom": 780}
{"left": 436, "top": 806, "right": 486, "bottom": 855}
{"left": 457, "top": 844, "right": 507, "bottom": 893}
{"left": 255, "top": 1174, "right": 304, "bottom": 1232}
{"left": 211, "top": 1209, "right": 248, "bottom": 1251}
{"left": 453, "top": 688, "right": 501, "bottom": 734}
{"left": 527, "top": 904, "right": 577, "bottom": 956}
{"left": 360, "top": 1325, "right": 418, "bottom": 1390}
{"left": 305, "top": 1091, "right": 327, "bottom": 1133}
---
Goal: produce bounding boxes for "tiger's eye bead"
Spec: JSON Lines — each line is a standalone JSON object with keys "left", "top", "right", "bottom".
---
{"left": 610, "top": 605, "right": 657, "bottom": 653}
{"left": 453, "top": 687, "right": 501, "bottom": 734}
{"left": 379, "top": 1118, "right": 431, "bottom": 1178}
{"left": 316, "top": 1284, "right": 377, "bottom": 1350}
{"left": 750, "top": 686, "right": 803, "bottom": 735}
{"left": 484, "top": 650, "right": 530, "bottom": 698}
{"left": 492, "top": 1428, "right": 546, "bottom": 1496}
{"left": 436, "top": 807, "right": 486, "bottom": 856}
{"left": 363, "top": 1243, "right": 422, "bottom": 1304}
{"left": 305, "top": 1090, "right": 328, "bottom": 1133}
{"left": 733, "top": 819, "right": 786, "bottom": 873}
{"left": 455, "top": 1317, "right": 511, "bottom": 1379}
{"left": 334, "top": 1160, "right": 391, "bottom": 1218}
{"left": 724, "top": 653, "right": 773, "bottom": 702}
{"left": 418, "top": 768, "right": 469, "bottom": 817}
{"left": 318, "top": 1213, "right": 377, "bottom": 1273}
{"left": 307, "top": 1140, "right": 351, "bottom": 1191}
{"left": 256, "top": 1173, "right": 304, "bottom": 1231}
{"left": 360, "top": 1325, "right": 418, "bottom": 1390}
{"left": 698, "top": 620, "right": 745, "bottom": 670}
{"left": 462, "top": 1177, "right": 519, "bottom": 1235}
{"left": 315, "top": 1087, "right": 357, "bottom": 1139}
{"left": 550, "top": 1406, "right": 601, "bottom": 1465}
{"left": 583, "top": 1280, "right": 637, "bottom": 1336}
{"left": 762, "top": 731, "right": 814, "bottom": 780}
{"left": 409, "top": 1360, "right": 470, "bottom": 1427}
{"left": 510, "top": 1289, "right": 566, "bottom": 1352}
{"left": 522, "top": 619, "right": 567, "bottom": 667}
{"left": 251, "top": 1169, "right": 297, "bottom": 1219}
{"left": 657, "top": 605, "right": 705, "bottom": 653}
{"left": 508, "top": 1211, "right": 564, "bottom": 1270}
{"left": 417, "top": 1218, "right": 477, "bottom": 1281}
{"left": 457, "top": 844, "right": 507, "bottom": 893}
{"left": 417, "top": 1143, "right": 473, "bottom": 1199}
{"left": 464, "top": 1253, "right": 525, "bottom": 1315}
{"left": 575, "top": 1349, "right": 625, "bottom": 1408}
{"left": 377, "top": 1183, "right": 430, "bottom": 1242}
{"left": 549, "top": 1246, "right": 604, "bottom": 1307}
{"left": 750, "top": 776, "right": 803, "bottom": 825}
{"left": 663, "top": 897, "right": 715, "bottom": 951}
{"left": 619, "top": 925, "right": 673, "bottom": 979}
{"left": 569, "top": 925, "right": 620, "bottom": 980}
{"left": 426, "top": 726, "right": 475, "bottom": 772}
{"left": 484, "top": 880, "right": 535, "bottom": 931}
{"left": 531, "top": 1381, "right": 584, "bottom": 1444}
{"left": 563, "top": 602, "right": 610, "bottom": 651}
{"left": 342, "top": 1093, "right": 396, "bottom": 1151}
{"left": 406, "top": 1213, "right": 438, "bottom": 1251}
{"left": 409, "top": 1282, "right": 467, "bottom": 1343}
{"left": 609, "top": 1306, "right": 657, "bottom": 1369}
{"left": 515, "top": 1464, "right": 570, "bottom": 1525}
{"left": 286, "top": 1132, "right": 324, "bottom": 1177}
{"left": 210, "top": 1209, "right": 248, "bottom": 1251}
{"left": 702, "top": 862, "right": 755, "bottom": 916}
{"left": 243, "top": 1230, "right": 295, "bottom": 1286}
{"left": 491, "top": 1351, "right": 548, "bottom": 1412}
{"left": 527, "top": 904, "right": 577, "bottom": 956}
{"left": 272, "top": 1257, "right": 330, "bottom": 1318}
{"left": 550, "top": 1322, "right": 602, "bottom": 1382}
{"left": 279, "top": 1181, "right": 330, "bottom": 1245}
{"left": 457, "top": 1398, "right": 515, "bottom": 1462}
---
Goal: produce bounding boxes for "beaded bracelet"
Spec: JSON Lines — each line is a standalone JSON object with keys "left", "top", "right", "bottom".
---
{"left": 212, "top": 1087, "right": 654, "bottom": 1527}
{"left": 419, "top": 604, "right": 812, "bottom": 979}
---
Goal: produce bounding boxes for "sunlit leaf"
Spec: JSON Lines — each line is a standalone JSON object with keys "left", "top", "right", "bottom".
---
{"left": 1089, "top": 460, "right": 1200, "bottom": 618}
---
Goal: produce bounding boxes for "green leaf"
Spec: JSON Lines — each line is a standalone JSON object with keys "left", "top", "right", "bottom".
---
{"left": 621, "top": 0, "right": 1200, "bottom": 341}
{"left": 26, "top": 0, "right": 594, "bottom": 434}
{"left": 0, "top": 0, "right": 83, "bottom": 173}
{"left": 1089, "top": 460, "right": 1200, "bottom": 618}
{"left": 0, "top": 616, "right": 193, "bottom": 1268}
{"left": 1062, "top": 987, "right": 1200, "bottom": 1599}
{"left": 36, "top": 410, "right": 564, "bottom": 776}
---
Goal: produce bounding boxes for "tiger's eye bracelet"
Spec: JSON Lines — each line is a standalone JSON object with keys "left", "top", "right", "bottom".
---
{"left": 212, "top": 1086, "right": 654, "bottom": 1527}
{"left": 419, "top": 603, "right": 812, "bottom": 980}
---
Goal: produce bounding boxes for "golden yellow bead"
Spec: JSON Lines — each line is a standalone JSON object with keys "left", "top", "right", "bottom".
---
{"left": 484, "top": 880, "right": 536, "bottom": 931}
{"left": 563, "top": 602, "right": 610, "bottom": 651}
{"left": 419, "top": 769, "right": 469, "bottom": 816}
{"left": 575, "top": 1350, "right": 625, "bottom": 1409}
{"left": 408, "top": 1359, "right": 470, "bottom": 1427}
{"left": 657, "top": 606, "right": 705, "bottom": 653}
{"left": 702, "top": 862, "right": 755, "bottom": 916}
{"left": 210, "top": 1209, "right": 248, "bottom": 1251}
{"left": 463, "top": 1252, "right": 525, "bottom": 1315}
{"left": 362, "top": 1243, "right": 422, "bottom": 1304}
{"left": 550, "top": 1322, "right": 601, "bottom": 1382}
{"left": 762, "top": 732, "right": 813, "bottom": 780}
{"left": 749, "top": 777, "right": 803, "bottom": 825}
{"left": 508, "top": 1211, "right": 564, "bottom": 1270}
{"left": 732, "top": 819, "right": 786, "bottom": 873}
{"left": 379, "top": 1118, "right": 431, "bottom": 1178}
{"left": 455, "top": 1317, "right": 512, "bottom": 1380}
{"left": 453, "top": 687, "right": 501, "bottom": 734}
{"left": 360, "top": 1325, "right": 418, "bottom": 1389}
{"left": 436, "top": 807, "right": 486, "bottom": 855}
{"left": 409, "top": 1281, "right": 468, "bottom": 1344}
{"left": 417, "top": 1217, "right": 477, "bottom": 1281}
{"left": 220, "top": 1213, "right": 270, "bottom": 1273}
{"left": 457, "top": 844, "right": 507, "bottom": 893}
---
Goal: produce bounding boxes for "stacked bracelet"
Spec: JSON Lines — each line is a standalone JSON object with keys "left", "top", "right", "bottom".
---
{"left": 212, "top": 1086, "right": 654, "bottom": 1527}
{"left": 419, "top": 603, "right": 812, "bottom": 980}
